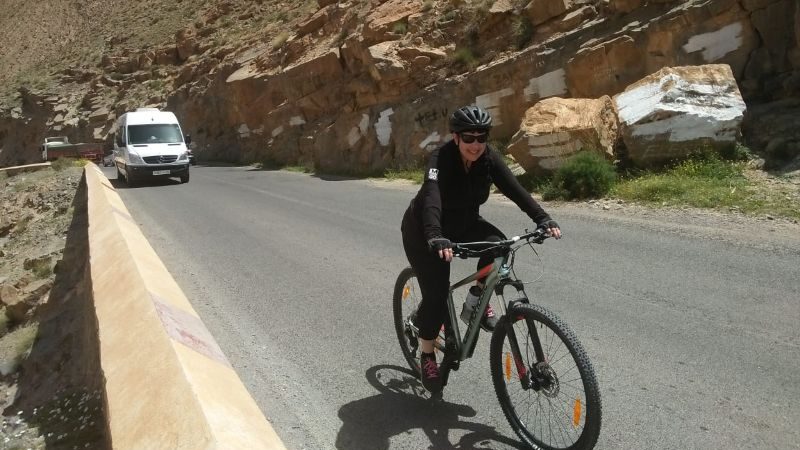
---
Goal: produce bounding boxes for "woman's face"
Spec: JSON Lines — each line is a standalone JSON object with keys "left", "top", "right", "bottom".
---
{"left": 454, "top": 131, "right": 488, "bottom": 165}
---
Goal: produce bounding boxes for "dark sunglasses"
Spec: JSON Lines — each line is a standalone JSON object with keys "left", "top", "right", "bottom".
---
{"left": 459, "top": 133, "right": 488, "bottom": 144}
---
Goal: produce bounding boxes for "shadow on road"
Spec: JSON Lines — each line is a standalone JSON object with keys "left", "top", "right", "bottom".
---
{"left": 336, "top": 365, "right": 525, "bottom": 450}
{"left": 108, "top": 175, "right": 182, "bottom": 189}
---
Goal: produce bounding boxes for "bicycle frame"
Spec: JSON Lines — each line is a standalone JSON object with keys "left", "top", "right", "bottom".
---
{"left": 395, "top": 228, "right": 602, "bottom": 448}
{"left": 441, "top": 247, "right": 527, "bottom": 363}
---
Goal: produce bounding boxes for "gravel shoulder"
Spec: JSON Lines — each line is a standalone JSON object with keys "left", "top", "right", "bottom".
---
{"left": 550, "top": 200, "right": 799, "bottom": 252}
{"left": 369, "top": 176, "right": 800, "bottom": 254}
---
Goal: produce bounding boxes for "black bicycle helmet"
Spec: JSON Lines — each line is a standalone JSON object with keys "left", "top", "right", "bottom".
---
{"left": 449, "top": 105, "right": 493, "bottom": 133}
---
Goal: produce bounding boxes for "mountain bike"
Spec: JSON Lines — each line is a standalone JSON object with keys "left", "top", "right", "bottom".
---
{"left": 392, "top": 228, "right": 602, "bottom": 450}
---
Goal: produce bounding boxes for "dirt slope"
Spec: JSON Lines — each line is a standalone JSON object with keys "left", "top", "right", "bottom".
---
{"left": 0, "top": 164, "right": 108, "bottom": 449}
{"left": 0, "top": 0, "right": 318, "bottom": 105}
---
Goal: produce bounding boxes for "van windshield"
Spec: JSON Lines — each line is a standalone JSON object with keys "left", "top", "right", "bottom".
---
{"left": 128, "top": 124, "right": 183, "bottom": 144}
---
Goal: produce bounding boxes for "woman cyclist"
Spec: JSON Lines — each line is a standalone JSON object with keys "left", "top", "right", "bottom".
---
{"left": 400, "top": 105, "right": 561, "bottom": 393}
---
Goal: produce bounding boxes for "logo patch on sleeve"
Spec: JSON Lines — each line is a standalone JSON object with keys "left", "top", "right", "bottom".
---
{"left": 427, "top": 168, "right": 439, "bottom": 181}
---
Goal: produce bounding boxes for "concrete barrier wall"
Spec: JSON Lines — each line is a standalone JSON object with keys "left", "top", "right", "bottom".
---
{"left": 85, "top": 165, "right": 287, "bottom": 449}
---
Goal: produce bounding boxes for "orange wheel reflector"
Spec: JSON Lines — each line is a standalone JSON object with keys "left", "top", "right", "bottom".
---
{"left": 504, "top": 352, "right": 512, "bottom": 381}
{"left": 573, "top": 398, "right": 582, "bottom": 427}
{"left": 402, "top": 285, "right": 410, "bottom": 299}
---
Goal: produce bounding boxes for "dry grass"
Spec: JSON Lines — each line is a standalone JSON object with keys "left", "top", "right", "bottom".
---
{"left": 0, "top": 323, "right": 38, "bottom": 376}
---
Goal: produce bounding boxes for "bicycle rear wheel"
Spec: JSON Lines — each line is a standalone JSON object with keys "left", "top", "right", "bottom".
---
{"left": 490, "top": 303, "right": 601, "bottom": 450}
{"left": 392, "top": 267, "right": 422, "bottom": 374}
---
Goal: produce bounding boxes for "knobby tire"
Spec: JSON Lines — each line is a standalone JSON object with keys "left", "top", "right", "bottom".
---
{"left": 393, "top": 267, "right": 421, "bottom": 375}
{"left": 490, "top": 302, "right": 602, "bottom": 450}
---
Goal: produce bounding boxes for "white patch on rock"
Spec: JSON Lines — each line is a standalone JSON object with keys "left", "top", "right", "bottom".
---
{"left": 476, "top": 88, "right": 514, "bottom": 126}
{"left": 682, "top": 22, "right": 743, "bottom": 62}
{"left": 271, "top": 126, "right": 284, "bottom": 137}
{"left": 252, "top": 126, "right": 264, "bottom": 135}
{"left": 347, "top": 114, "right": 371, "bottom": 147}
{"left": 289, "top": 116, "right": 306, "bottom": 126}
{"left": 348, "top": 126, "right": 362, "bottom": 147}
{"left": 616, "top": 73, "right": 746, "bottom": 142}
{"left": 526, "top": 132, "right": 586, "bottom": 157}
{"left": 524, "top": 69, "right": 567, "bottom": 101}
{"left": 238, "top": 124, "right": 251, "bottom": 138}
{"left": 376, "top": 108, "right": 394, "bottom": 146}
{"left": 419, "top": 131, "right": 442, "bottom": 149}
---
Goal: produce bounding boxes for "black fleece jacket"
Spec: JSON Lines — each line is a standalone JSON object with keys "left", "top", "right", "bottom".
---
{"left": 406, "top": 140, "right": 551, "bottom": 241}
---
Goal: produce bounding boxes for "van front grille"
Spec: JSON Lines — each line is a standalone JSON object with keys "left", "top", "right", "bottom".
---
{"left": 144, "top": 155, "right": 178, "bottom": 164}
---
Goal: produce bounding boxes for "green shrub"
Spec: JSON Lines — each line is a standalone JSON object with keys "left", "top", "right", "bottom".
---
{"left": 32, "top": 262, "right": 52, "bottom": 279}
{"left": 392, "top": 21, "right": 408, "bottom": 34}
{"left": 0, "top": 308, "right": 9, "bottom": 336}
{"left": 547, "top": 151, "right": 616, "bottom": 200}
{"left": 513, "top": 16, "right": 534, "bottom": 50}
{"left": 271, "top": 31, "right": 290, "bottom": 50}
{"left": 0, "top": 324, "right": 38, "bottom": 375}
{"left": 451, "top": 47, "right": 478, "bottom": 69}
{"left": 719, "top": 142, "right": 753, "bottom": 161}
{"left": 671, "top": 153, "right": 743, "bottom": 180}
{"left": 51, "top": 157, "right": 76, "bottom": 171}
{"left": 516, "top": 172, "right": 551, "bottom": 193}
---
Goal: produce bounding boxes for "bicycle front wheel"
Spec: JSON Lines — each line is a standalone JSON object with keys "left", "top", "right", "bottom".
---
{"left": 392, "top": 267, "right": 422, "bottom": 374}
{"left": 490, "top": 303, "right": 601, "bottom": 450}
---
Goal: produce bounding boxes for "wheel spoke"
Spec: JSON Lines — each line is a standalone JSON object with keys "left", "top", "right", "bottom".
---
{"left": 491, "top": 304, "right": 601, "bottom": 449}
{"left": 393, "top": 269, "right": 424, "bottom": 374}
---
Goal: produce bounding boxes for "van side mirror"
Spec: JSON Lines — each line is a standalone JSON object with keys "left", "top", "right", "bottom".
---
{"left": 185, "top": 134, "right": 192, "bottom": 145}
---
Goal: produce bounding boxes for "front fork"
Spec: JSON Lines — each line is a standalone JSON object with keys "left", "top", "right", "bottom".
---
{"left": 499, "top": 281, "right": 548, "bottom": 391}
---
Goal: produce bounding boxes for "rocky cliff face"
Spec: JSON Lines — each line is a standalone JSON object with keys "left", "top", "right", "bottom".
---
{"left": 0, "top": 0, "right": 798, "bottom": 171}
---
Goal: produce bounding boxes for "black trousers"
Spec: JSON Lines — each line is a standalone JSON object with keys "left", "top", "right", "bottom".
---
{"left": 401, "top": 209, "right": 505, "bottom": 340}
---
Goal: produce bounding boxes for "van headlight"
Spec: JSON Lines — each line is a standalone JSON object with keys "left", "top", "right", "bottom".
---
{"left": 177, "top": 152, "right": 188, "bottom": 161}
{"left": 128, "top": 152, "right": 145, "bottom": 164}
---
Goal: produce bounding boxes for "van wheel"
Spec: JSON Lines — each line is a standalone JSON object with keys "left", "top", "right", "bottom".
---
{"left": 116, "top": 165, "right": 123, "bottom": 180}
{"left": 180, "top": 172, "right": 189, "bottom": 184}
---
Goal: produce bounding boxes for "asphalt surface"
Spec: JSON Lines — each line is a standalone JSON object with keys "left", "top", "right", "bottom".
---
{"left": 103, "top": 165, "right": 800, "bottom": 450}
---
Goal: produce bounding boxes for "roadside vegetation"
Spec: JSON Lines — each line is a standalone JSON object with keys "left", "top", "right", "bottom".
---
{"left": 0, "top": 324, "right": 38, "bottom": 376}
{"left": 272, "top": 145, "right": 797, "bottom": 221}
{"left": 554, "top": 149, "right": 799, "bottom": 220}
{"left": 251, "top": 143, "right": 799, "bottom": 221}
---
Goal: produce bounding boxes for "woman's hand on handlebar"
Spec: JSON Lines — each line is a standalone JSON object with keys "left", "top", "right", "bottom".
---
{"left": 538, "top": 219, "right": 562, "bottom": 239}
{"left": 427, "top": 237, "right": 454, "bottom": 262}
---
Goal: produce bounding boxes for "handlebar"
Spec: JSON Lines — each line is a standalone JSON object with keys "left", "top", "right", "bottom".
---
{"left": 451, "top": 228, "right": 550, "bottom": 259}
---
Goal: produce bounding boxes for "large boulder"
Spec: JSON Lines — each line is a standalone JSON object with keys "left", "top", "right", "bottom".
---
{"left": 507, "top": 96, "right": 618, "bottom": 175}
{"left": 614, "top": 64, "right": 747, "bottom": 167}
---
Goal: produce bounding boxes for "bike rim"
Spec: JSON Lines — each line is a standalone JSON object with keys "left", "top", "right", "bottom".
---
{"left": 500, "top": 315, "right": 590, "bottom": 449}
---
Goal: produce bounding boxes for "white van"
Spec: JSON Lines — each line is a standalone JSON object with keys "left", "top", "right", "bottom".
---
{"left": 113, "top": 108, "right": 191, "bottom": 186}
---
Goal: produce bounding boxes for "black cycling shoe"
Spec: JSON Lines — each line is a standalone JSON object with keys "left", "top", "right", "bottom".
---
{"left": 419, "top": 352, "right": 442, "bottom": 393}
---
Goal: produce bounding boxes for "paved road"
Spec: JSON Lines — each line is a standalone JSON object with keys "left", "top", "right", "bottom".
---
{"left": 103, "top": 165, "right": 800, "bottom": 450}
